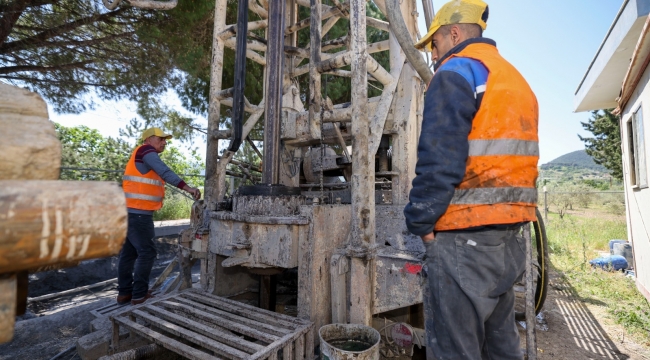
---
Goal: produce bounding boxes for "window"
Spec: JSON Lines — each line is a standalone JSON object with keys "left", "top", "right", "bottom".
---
{"left": 628, "top": 106, "right": 648, "bottom": 188}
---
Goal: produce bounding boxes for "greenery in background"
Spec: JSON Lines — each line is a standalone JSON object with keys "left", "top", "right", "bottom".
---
{"left": 579, "top": 109, "right": 623, "bottom": 180}
{"left": 55, "top": 122, "right": 204, "bottom": 219}
{"left": 55, "top": 122, "right": 132, "bottom": 181}
{"left": 544, "top": 212, "right": 650, "bottom": 344}
{"left": 0, "top": 1, "right": 178, "bottom": 113}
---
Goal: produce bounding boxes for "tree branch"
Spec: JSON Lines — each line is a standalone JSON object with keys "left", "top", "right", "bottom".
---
{"left": 0, "top": 2, "right": 27, "bottom": 48}
{"left": 38, "top": 31, "right": 135, "bottom": 49}
{"left": 0, "top": 7, "right": 128, "bottom": 54}
{"left": 0, "top": 75, "right": 120, "bottom": 87}
{"left": 0, "top": 60, "right": 94, "bottom": 75}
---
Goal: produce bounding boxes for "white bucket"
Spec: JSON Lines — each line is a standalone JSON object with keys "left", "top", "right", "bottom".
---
{"left": 319, "top": 324, "right": 380, "bottom": 360}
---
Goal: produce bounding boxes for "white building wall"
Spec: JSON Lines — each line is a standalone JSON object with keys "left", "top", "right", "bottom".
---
{"left": 621, "top": 62, "right": 650, "bottom": 300}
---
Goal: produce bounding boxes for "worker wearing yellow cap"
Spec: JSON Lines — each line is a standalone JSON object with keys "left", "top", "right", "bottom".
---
{"left": 117, "top": 128, "right": 201, "bottom": 306}
{"left": 404, "top": 0, "right": 539, "bottom": 358}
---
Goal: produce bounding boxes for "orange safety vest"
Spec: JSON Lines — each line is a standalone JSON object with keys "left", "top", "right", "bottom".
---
{"left": 434, "top": 43, "right": 539, "bottom": 231}
{"left": 122, "top": 145, "right": 165, "bottom": 211}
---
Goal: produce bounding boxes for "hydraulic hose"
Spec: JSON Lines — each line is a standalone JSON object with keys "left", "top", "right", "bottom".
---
{"left": 384, "top": 0, "right": 433, "bottom": 84}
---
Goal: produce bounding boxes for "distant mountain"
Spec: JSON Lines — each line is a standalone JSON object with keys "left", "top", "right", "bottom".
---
{"left": 541, "top": 150, "right": 607, "bottom": 171}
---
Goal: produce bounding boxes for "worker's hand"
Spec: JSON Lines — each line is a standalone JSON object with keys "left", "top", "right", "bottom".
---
{"left": 421, "top": 232, "right": 435, "bottom": 243}
{"left": 183, "top": 185, "right": 201, "bottom": 200}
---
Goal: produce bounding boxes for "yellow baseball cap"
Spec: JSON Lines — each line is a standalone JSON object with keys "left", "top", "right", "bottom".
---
{"left": 414, "top": 0, "right": 489, "bottom": 51}
{"left": 141, "top": 127, "right": 172, "bottom": 141}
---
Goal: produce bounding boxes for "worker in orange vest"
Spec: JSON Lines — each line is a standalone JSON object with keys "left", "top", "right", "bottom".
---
{"left": 117, "top": 128, "right": 201, "bottom": 306}
{"left": 404, "top": 0, "right": 539, "bottom": 358}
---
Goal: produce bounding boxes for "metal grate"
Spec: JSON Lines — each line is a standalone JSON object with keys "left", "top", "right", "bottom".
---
{"left": 110, "top": 288, "right": 314, "bottom": 360}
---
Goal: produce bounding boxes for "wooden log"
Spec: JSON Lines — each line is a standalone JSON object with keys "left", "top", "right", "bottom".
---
{"left": 0, "top": 181, "right": 127, "bottom": 273}
{"left": 0, "top": 274, "right": 16, "bottom": 344}
{"left": 0, "top": 83, "right": 61, "bottom": 181}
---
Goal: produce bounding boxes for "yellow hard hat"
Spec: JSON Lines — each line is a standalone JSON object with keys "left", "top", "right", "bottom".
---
{"left": 141, "top": 127, "right": 172, "bottom": 141}
{"left": 414, "top": 0, "right": 489, "bottom": 51}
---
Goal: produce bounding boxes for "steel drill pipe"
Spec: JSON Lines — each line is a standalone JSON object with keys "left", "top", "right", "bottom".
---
{"left": 262, "top": 0, "right": 287, "bottom": 184}
{"left": 384, "top": 0, "right": 433, "bottom": 84}
{"left": 227, "top": 0, "right": 249, "bottom": 152}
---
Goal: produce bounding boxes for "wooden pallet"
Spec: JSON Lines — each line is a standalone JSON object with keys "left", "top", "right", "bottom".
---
{"left": 110, "top": 288, "right": 314, "bottom": 360}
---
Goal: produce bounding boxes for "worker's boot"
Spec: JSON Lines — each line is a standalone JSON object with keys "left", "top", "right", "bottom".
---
{"left": 116, "top": 294, "right": 132, "bottom": 305}
{"left": 131, "top": 292, "right": 154, "bottom": 306}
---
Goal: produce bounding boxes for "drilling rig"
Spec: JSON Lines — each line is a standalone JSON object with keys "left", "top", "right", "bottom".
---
{"left": 181, "top": 0, "right": 435, "bottom": 357}
{"left": 84, "top": 0, "right": 544, "bottom": 358}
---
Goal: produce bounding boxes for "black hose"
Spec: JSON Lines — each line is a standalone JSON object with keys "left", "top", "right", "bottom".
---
{"left": 384, "top": 0, "right": 433, "bottom": 84}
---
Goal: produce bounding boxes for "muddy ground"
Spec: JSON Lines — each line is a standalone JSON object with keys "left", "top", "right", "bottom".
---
{"left": 1, "top": 238, "right": 649, "bottom": 360}
{"left": 0, "top": 235, "right": 200, "bottom": 360}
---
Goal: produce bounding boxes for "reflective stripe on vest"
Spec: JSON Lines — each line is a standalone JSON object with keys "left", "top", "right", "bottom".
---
{"left": 450, "top": 187, "right": 538, "bottom": 205}
{"left": 122, "top": 145, "right": 165, "bottom": 211}
{"left": 122, "top": 175, "right": 163, "bottom": 186}
{"left": 124, "top": 193, "right": 164, "bottom": 202}
{"left": 468, "top": 139, "right": 539, "bottom": 157}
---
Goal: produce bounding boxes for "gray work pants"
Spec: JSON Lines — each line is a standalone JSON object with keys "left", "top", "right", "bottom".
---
{"left": 423, "top": 227, "right": 526, "bottom": 360}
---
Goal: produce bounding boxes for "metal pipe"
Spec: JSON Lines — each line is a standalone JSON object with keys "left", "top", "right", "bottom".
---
{"left": 384, "top": 0, "right": 432, "bottom": 84}
{"left": 262, "top": 0, "right": 287, "bottom": 184}
{"left": 228, "top": 0, "right": 249, "bottom": 152}
{"left": 205, "top": 0, "right": 229, "bottom": 210}
{"left": 421, "top": 0, "right": 434, "bottom": 28}
{"left": 28, "top": 278, "right": 117, "bottom": 303}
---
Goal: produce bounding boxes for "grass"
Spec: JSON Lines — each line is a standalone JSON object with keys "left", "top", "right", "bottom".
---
{"left": 544, "top": 210, "right": 650, "bottom": 344}
{"left": 153, "top": 191, "right": 194, "bottom": 221}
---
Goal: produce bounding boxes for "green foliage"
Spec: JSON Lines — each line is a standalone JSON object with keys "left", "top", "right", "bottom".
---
{"left": 55, "top": 122, "right": 205, "bottom": 190}
{"left": 137, "top": 0, "right": 390, "bottom": 133}
{"left": 154, "top": 192, "right": 194, "bottom": 221}
{"left": 545, "top": 213, "right": 650, "bottom": 342}
{"left": 119, "top": 96, "right": 205, "bottom": 147}
{"left": 582, "top": 179, "right": 610, "bottom": 191}
{"left": 579, "top": 109, "right": 623, "bottom": 180}
{"left": 1, "top": 1, "right": 178, "bottom": 113}
{"left": 54, "top": 122, "right": 132, "bottom": 181}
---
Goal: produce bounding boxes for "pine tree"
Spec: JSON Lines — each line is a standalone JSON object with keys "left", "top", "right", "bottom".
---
{"left": 578, "top": 109, "right": 623, "bottom": 180}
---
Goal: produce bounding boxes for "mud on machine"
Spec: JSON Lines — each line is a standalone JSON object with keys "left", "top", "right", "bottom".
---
{"left": 180, "top": 0, "right": 433, "bottom": 356}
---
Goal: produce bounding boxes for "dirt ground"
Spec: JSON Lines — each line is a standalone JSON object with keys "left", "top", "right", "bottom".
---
{"left": 1, "top": 239, "right": 649, "bottom": 360}
{"left": 520, "top": 271, "right": 650, "bottom": 360}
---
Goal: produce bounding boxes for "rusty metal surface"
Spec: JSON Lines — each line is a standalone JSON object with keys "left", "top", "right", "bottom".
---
{"left": 110, "top": 288, "right": 314, "bottom": 360}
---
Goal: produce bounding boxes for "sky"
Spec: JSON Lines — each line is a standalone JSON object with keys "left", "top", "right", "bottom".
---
{"left": 52, "top": 0, "right": 625, "bottom": 165}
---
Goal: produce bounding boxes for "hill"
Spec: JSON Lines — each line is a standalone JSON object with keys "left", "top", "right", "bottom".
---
{"left": 542, "top": 150, "right": 607, "bottom": 171}
{"left": 540, "top": 150, "right": 612, "bottom": 182}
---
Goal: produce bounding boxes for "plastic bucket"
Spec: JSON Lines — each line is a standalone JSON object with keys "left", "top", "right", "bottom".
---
{"left": 319, "top": 324, "right": 380, "bottom": 360}
{"left": 613, "top": 242, "right": 634, "bottom": 268}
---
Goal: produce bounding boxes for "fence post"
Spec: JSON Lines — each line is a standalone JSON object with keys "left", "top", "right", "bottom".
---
{"left": 544, "top": 185, "right": 548, "bottom": 223}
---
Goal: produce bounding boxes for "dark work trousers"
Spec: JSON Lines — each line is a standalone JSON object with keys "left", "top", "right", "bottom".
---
{"left": 117, "top": 213, "right": 156, "bottom": 300}
{"left": 423, "top": 226, "right": 526, "bottom": 360}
